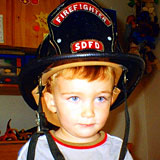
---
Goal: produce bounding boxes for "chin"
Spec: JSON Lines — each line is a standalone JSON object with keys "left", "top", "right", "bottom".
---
{"left": 74, "top": 130, "right": 99, "bottom": 139}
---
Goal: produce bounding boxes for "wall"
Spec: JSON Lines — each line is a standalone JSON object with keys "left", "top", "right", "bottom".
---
{"left": 0, "top": 96, "right": 36, "bottom": 135}
{"left": 142, "top": 2, "right": 160, "bottom": 158}
{"left": 143, "top": 71, "right": 160, "bottom": 160}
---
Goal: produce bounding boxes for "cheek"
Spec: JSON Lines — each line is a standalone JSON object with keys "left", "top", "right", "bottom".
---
{"left": 57, "top": 110, "right": 78, "bottom": 128}
{"left": 96, "top": 107, "right": 110, "bottom": 123}
{"left": 56, "top": 103, "right": 79, "bottom": 124}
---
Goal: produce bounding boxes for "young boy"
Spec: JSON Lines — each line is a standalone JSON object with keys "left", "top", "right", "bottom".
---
{"left": 18, "top": 0, "right": 145, "bottom": 159}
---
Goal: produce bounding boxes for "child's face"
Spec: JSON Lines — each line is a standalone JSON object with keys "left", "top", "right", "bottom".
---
{"left": 44, "top": 75, "right": 114, "bottom": 143}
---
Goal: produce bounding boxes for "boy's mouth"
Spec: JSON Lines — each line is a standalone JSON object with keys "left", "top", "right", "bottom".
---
{"left": 78, "top": 123, "right": 95, "bottom": 127}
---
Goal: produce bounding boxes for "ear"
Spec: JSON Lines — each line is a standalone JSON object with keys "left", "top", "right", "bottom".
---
{"left": 43, "top": 92, "right": 57, "bottom": 113}
{"left": 111, "top": 87, "right": 121, "bottom": 105}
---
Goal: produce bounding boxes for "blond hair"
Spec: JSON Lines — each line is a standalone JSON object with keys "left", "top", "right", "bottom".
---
{"left": 46, "top": 66, "right": 115, "bottom": 93}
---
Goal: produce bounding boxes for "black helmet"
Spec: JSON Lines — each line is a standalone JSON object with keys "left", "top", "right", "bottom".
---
{"left": 18, "top": 0, "right": 145, "bottom": 159}
{"left": 19, "top": 0, "right": 144, "bottom": 114}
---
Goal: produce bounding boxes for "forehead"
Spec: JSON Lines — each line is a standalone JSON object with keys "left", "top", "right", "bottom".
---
{"left": 54, "top": 76, "right": 114, "bottom": 94}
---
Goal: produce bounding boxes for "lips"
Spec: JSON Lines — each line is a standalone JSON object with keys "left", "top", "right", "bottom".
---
{"left": 78, "top": 123, "right": 95, "bottom": 127}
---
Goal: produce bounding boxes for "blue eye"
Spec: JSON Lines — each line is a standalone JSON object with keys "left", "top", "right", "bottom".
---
{"left": 95, "top": 96, "right": 111, "bottom": 103}
{"left": 69, "top": 96, "right": 79, "bottom": 102}
{"left": 96, "top": 97, "right": 106, "bottom": 102}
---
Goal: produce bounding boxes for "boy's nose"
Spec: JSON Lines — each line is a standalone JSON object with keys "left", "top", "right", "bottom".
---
{"left": 81, "top": 102, "right": 95, "bottom": 118}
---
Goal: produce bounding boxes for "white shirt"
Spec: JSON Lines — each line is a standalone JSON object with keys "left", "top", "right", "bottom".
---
{"left": 17, "top": 131, "right": 133, "bottom": 160}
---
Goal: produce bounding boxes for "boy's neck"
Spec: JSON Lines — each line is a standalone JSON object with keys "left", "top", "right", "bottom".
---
{"left": 53, "top": 128, "right": 101, "bottom": 144}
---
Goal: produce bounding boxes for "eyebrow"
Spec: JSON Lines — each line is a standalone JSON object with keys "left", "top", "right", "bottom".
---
{"left": 61, "top": 90, "right": 112, "bottom": 95}
{"left": 100, "top": 91, "right": 112, "bottom": 94}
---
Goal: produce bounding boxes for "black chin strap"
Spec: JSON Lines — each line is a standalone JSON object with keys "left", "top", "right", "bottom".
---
{"left": 119, "top": 69, "right": 130, "bottom": 160}
{"left": 27, "top": 78, "right": 65, "bottom": 160}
